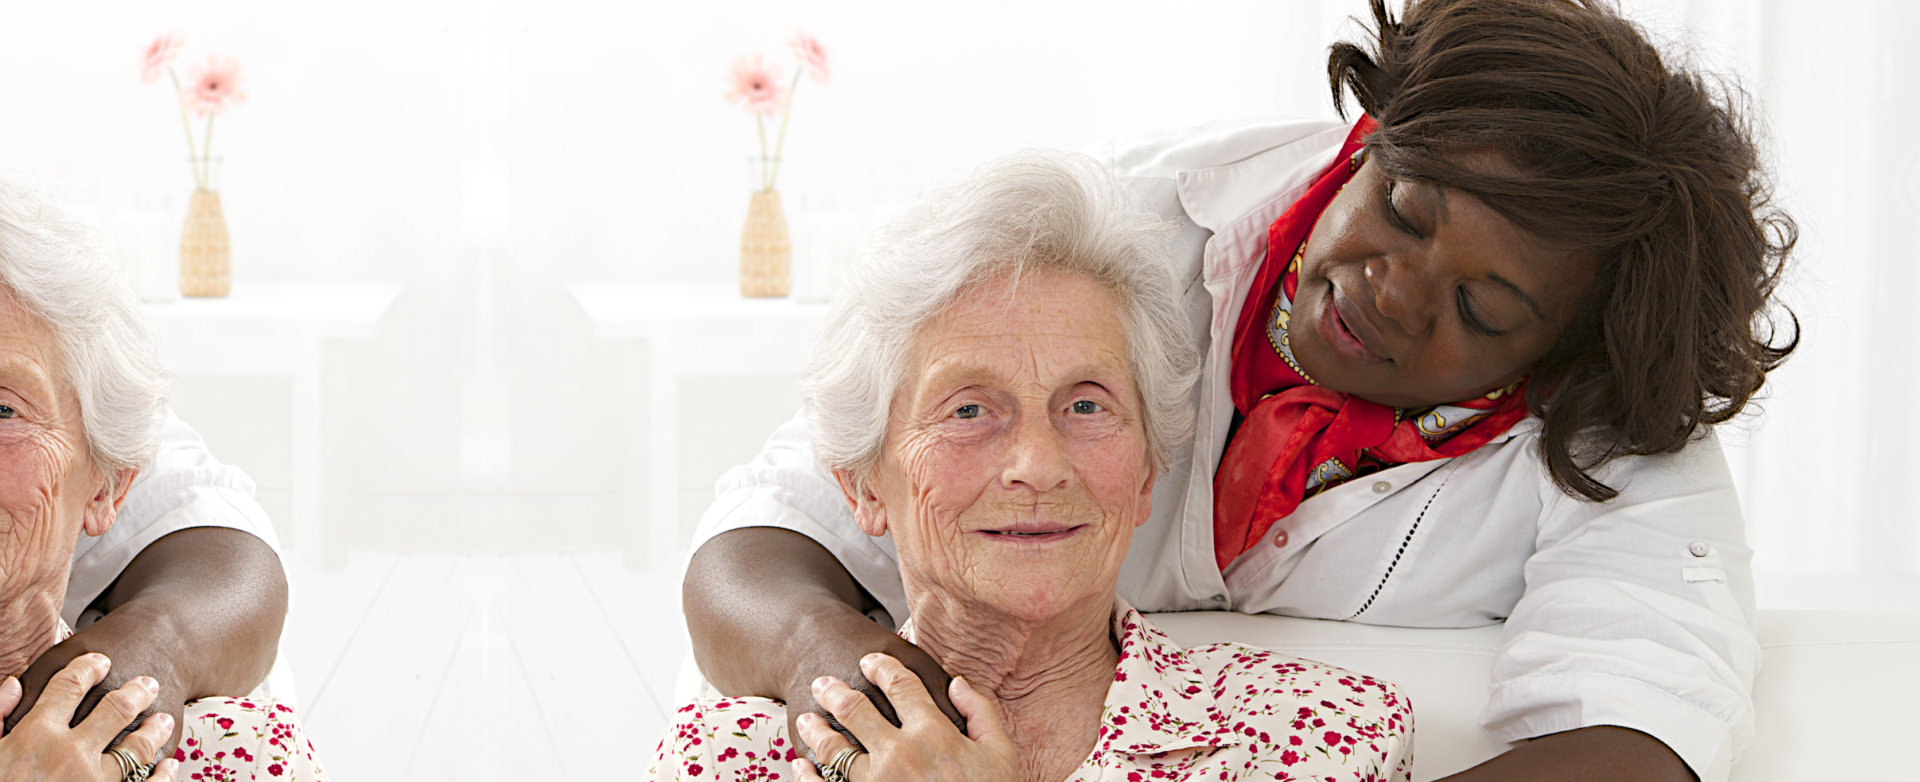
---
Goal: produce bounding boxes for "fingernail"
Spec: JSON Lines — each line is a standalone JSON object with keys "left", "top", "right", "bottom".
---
{"left": 137, "top": 676, "right": 159, "bottom": 695}
{"left": 811, "top": 676, "right": 830, "bottom": 694}
{"left": 860, "top": 653, "right": 881, "bottom": 668}
{"left": 151, "top": 712, "right": 173, "bottom": 730}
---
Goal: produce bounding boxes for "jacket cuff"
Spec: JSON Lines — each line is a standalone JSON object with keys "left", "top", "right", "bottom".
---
{"left": 1483, "top": 671, "right": 1738, "bottom": 782}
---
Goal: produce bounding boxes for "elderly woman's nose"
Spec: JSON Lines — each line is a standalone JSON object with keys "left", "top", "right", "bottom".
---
{"left": 1363, "top": 255, "right": 1438, "bottom": 336}
{"left": 1000, "top": 414, "right": 1073, "bottom": 492}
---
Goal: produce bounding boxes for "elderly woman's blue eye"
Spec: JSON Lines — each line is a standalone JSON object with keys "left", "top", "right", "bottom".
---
{"left": 0, "top": 404, "right": 13, "bottom": 419}
{"left": 1071, "top": 400, "right": 1102, "bottom": 414}
{"left": 954, "top": 404, "right": 982, "bottom": 419}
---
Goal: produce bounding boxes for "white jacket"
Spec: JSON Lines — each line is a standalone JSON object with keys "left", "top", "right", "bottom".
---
{"left": 694, "top": 117, "right": 1757, "bottom": 782}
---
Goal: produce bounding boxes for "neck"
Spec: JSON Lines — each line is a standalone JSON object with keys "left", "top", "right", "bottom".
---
{"left": 0, "top": 584, "right": 62, "bottom": 678}
{"left": 907, "top": 591, "right": 1118, "bottom": 782}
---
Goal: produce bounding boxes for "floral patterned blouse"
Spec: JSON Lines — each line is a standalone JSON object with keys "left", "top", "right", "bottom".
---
{"left": 56, "top": 622, "right": 327, "bottom": 781}
{"left": 650, "top": 600, "right": 1412, "bottom": 781}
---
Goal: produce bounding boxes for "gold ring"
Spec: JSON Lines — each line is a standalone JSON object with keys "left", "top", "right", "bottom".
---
{"left": 821, "top": 746, "right": 864, "bottom": 782}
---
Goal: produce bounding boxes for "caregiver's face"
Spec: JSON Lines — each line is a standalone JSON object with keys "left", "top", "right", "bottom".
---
{"left": 1289, "top": 155, "right": 1597, "bottom": 409}
{"left": 855, "top": 269, "right": 1154, "bottom": 622}
{"left": 0, "top": 290, "right": 110, "bottom": 639}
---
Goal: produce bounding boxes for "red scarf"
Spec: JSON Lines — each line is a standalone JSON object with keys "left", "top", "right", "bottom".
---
{"left": 1211, "top": 116, "right": 1531, "bottom": 570}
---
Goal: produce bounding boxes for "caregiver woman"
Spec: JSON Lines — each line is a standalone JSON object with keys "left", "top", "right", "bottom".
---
{"left": 685, "top": 1, "right": 1794, "bottom": 780}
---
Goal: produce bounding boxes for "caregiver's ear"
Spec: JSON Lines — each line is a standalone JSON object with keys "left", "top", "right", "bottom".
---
{"left": 81, "top": 467, "right": 138, "bottom": 538}
{"left": 832, "top": 467, "right": 888, "bottom": 537}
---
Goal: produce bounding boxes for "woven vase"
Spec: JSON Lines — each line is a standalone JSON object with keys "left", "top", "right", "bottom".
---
{"left": 739, "top": 189, "right": 791, "bottom": 298}
{"left": 180, "top": 190, "right": 231, "bottom": 298}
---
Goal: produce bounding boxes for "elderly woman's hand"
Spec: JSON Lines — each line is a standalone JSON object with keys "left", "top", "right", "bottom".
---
{"left": 8, "top": 624, "right": 189, "bottom": 761}
{"left": 0, "top": 654, "right": 181, "bottom": 781}
{"left": 793, "top": 653, "right": 1017, "bottom": 782}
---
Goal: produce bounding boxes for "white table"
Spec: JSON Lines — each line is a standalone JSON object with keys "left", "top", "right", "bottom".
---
{"left": 568, "top": 282, "right": 829, "bottom": 570}
{"left": 143, "top": 281, "right": 403, "bottom": 567}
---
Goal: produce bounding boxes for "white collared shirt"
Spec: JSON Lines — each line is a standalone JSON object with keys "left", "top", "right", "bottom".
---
{"left": 695, "top": 117, "right": 1757, "bottom": 782}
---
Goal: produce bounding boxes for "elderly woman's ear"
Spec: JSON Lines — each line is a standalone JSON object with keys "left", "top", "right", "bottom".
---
{"left": 1133, "top": 464, "right": 1156, "bottom": 529}
{"left": 79, "top": 467, "right": 138, "bottom": 538}
{"left": 831, "top": 468, "right": 888, "bottom": 537}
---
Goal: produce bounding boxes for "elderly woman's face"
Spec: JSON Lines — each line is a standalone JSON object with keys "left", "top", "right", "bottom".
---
{"left": 0, "top": 292, "right": 118, "bottom": 644}
{"left": 845, "top": 270, "right": 1155, "bottom": 623}
{"left": 1290, "top": 156, "right": 1597, "bottom": 409}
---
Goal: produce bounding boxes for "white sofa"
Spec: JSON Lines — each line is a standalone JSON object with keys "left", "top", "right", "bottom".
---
{"left": 1145, "top": 609, "right": 1920, "bottom": 780}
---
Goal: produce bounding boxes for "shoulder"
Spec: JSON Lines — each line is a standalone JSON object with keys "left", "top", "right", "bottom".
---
{"left": 1090, "top": 116, "right": 1350, "bottom": 181}
{"left": 1452, "top": 420, "right": 1737, "bottom": 512}
{"left": 650, "top": 696, "right": 798, "bottom": 781}
{"left": 1190, "top": 641, "right": 1411, "bottom": 724}
{"left": 1117, "top": 609, "right": 1411, "bottom": 734}
{"left": 176, "top": 696, "right": 324, "bottom": 780}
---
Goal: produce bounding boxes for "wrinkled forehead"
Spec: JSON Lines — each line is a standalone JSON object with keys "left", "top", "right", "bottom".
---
{"left": 0, "top": 285, "right": 68, "bottom": 405}
{"left": 906, "top": 269, "right": 1130, "bottom": 370}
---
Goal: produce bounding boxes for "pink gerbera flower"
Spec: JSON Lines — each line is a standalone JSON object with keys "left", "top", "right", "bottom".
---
{"left": 140, "top": 30, "right": 185, "bottom": 85}
{"left": 788, "top": 30, "right": 830, "bottom": 86}
{"left": 185, "top": 53, "right": 248, "bottom": 117}
{"left": 724, "top": 53, "right": 788, "bottom": 117}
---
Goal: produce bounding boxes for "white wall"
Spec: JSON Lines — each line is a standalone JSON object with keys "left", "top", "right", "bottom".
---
{"left": 0, "top": 0, "right": 1913, "bottom": 610}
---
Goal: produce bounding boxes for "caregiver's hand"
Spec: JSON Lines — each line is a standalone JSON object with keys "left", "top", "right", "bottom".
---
{"left": 0, "top": 655, "right": 182, "bottom": 781}
{"left": 793, "top": 653, "right": 1016, "bottom": 782}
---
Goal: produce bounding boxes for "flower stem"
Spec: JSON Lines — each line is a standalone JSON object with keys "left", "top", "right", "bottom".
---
{"left": 201, "top": 115, "right": 216, "bottom": 192}
{"left": 756, "top": 112, "right": 771, "bottom": 191}
{"left": 769, "top": 71, "right": 803, "bottom": 191}
{"left": 168, "top": 68, "right": 204, "bottom": 190}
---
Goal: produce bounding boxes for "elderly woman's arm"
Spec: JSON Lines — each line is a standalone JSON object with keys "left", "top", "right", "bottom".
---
{"left": 685, "top": 528, "right": 964, "bottom": 744}
{"left": 5, "top": 528, "right": 287, "bottom": 752}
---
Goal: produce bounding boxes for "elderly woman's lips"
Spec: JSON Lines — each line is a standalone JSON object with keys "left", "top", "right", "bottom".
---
{"left": 978, "top": 525, "right": 1086, "bottom": 541}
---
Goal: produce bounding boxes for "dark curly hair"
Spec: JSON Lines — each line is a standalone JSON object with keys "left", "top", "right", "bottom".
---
{"left": 1327, "top": 0, "right": 1798, "bottom": 501}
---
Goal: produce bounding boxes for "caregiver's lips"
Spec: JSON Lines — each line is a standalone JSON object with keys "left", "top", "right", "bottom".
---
{"left": 1320, "top": 284, "right": 1389, "bottom": 363}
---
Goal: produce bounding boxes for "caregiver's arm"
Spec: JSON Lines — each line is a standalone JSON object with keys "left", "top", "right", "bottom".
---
{"left": 684, "top": 528, "right": 963, "bottom": 744}
{"left": 1439, "top": 726, "right": 1694, "bottom": 782}
{"left": 1470, "top": 433, "right": 1756, "bottom": 782}
{"left": 7, "top": 528, "right": 287, "bottom": 751}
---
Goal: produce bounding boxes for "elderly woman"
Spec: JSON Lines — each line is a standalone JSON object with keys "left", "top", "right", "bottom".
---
{"left": 0, "top": 181, "right": 324, "bottom": 782}
{"left": 652, "top": 153, "right": 1413, "bottom": 781}
{"left": 688, "top": 1, "right": 1794, "bottom": 780}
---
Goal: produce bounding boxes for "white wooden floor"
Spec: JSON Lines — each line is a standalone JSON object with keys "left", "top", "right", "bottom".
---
{"left": 280, "top": 553, "right": 690, "bottom": 781}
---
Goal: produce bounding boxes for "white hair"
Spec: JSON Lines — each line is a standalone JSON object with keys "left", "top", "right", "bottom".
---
{"left": 804, "top": 150, "right": 1198, "bottom": 484}
{"left": 0, "top": 179, "right": 167, "bottom": 486}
